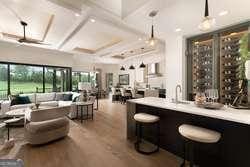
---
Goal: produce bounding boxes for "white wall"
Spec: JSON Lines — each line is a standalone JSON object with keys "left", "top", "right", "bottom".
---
{"left": 165, "top": 35, "right": 186, "bottom": 100}
{"left": 72, "top": 55, "right": 120, "bottom": 90}
{"left": 119, "top": 48, "right": 166, "bottom": 88}
{"left": 0, "top": 40, "right": 74, "bottom": 67}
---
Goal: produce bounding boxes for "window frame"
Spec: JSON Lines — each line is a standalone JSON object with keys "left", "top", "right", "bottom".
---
{"left": 0, "top": 61, "right": 72, "bottom": 96}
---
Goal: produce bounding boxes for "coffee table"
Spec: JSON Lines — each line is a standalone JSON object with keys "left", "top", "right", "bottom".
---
{"left": 6, "top": 108, "right": 31, "bottom": 118}
{"left": 74, "top": 101, "right": 94, "bottom": 123}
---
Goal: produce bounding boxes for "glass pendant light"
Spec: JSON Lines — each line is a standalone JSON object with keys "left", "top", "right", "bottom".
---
{"left": 146, "top": 11, "right": 158, "bottom": 46}
{"left": 199, "top": 0, "right": 215, "bottom": 31}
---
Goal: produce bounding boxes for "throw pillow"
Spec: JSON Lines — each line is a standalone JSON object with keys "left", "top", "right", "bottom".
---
{"left": 72, "top": 96, "right": 79, "bottom": 102}
{"left": 63, "top": 94, "right": 73, "bottom": 101}
{"left": 18, "top": 96, "right": 31, "bottom": 104}
{"left": 55, "top": 93, "right": 64, "bottom": 101}
{"left": 10, "top": 95, "right": 19, "bottom": 106}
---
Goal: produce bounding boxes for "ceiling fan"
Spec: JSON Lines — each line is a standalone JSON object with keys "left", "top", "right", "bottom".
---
{"left": 0, "top": 1, "right": 50, "bottom": 45}
{"left": 17, "top": 20, "right": 49, "bottom": 45}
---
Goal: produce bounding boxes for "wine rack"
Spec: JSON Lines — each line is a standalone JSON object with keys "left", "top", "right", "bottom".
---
{"left": 220, "top": 31, "right": 247, "bottom": 104}
{"left": 192, "top": 38, "right": 213, "bottom": 94}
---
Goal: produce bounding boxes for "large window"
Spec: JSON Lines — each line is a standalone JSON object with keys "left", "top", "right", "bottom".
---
{"left": 72, "top": 72, "right": 93, "bottom": 91}
{"left": 80, "top": 72, "right": 89, "bottom": 82}
{"left": 0, "top": 62, "right": 71, "bottom": 99}
{"left": 10, "top": 65, "right": 43, "bottom": 94}
{"left": 72, "top": 72, "right": 80, "bottom": 91}
{"left": 44, "top": 68, "right": 54, "bottom": 93}
{"left": 0, "top": 64, "right": 8, "bottom": 99}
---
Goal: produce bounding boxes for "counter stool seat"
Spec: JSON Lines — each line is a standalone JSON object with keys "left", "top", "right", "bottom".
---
{"left": 179, "top": 124, "right": 221, "bottom": 143}
{"left": 134, "top": 113, "right": 160, "bottom": 155}
{"left": 179, "top": 124, "right": 221, "bottom": 167}
{"left": 134, "top": 113, "right": 159, "bottom": 123}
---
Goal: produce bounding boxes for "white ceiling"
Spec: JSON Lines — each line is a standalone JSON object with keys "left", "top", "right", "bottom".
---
{"left": 124, "top": 0, "right": 250, "bottom": 38}
{"left": 0, "top": 0, "right": 249, "bottom": 64}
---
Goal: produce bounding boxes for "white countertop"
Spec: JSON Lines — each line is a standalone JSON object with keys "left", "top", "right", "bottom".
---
{"left": 128, "top": 97, "right": 250, "bottom": 125}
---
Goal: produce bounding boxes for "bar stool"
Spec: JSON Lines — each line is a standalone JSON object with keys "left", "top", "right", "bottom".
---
{"left": 134, "top": 113, "right": 160, "bottom": 155}
{"left": 178, "top": 124, "right": 221, "bottom": 167}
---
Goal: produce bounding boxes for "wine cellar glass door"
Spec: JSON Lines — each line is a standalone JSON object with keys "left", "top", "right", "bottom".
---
{"left": 190, "top": 36, "right": 216, "bottom": 99}
{"left": 220, "top": 29, "right": 249, "bottom": 105}
{"left": 187, "top": 22, "right": 250, "bottom": 105}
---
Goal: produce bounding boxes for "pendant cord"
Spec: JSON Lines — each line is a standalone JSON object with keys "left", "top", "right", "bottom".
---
{"left": 205, "top": 0, "right": 209, "bottom": 17}
{"left": 151, "top": 17, "right": 154, "bottom": 38}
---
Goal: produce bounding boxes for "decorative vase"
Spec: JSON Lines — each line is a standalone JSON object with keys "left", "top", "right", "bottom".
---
{"left": 82, "top": 90, "right": 88, "bottom": 102}
{"left": 195, "top": 92, "right": 206, "bottom": 106}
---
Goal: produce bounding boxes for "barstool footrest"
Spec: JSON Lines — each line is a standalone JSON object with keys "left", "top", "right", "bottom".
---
{"left": 134, "top": 142, "right": 159, "bottom": 155}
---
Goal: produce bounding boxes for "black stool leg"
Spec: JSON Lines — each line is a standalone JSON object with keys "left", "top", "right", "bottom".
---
{"left": 189, "top": 142, "right": 194, "bottom": 167}
{"left": 134, "top": 122, "right": 160, "bottom": 155}
{"left": 157, "top": 122, "right": 160, "bottom": 151}
{"left": 181, "top": 140, "right": 186, "bottom": 167}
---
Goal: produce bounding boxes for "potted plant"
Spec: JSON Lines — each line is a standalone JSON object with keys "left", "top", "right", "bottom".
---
{"left": 233, "top": 34, "right": 250, "bottom": 106}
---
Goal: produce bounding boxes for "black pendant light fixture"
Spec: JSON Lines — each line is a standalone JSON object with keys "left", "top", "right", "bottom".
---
{"left": 198, "top": 0, "right": 215, "bottom": 31}
{"left": 146, "top": 10, "right": 158, "bottom": 46}
{"left": 139, "top": 62, "right": 146, "bottom": 68}
{"left": 139, "top": 48, "right": 146, "bottom": 68}
{"left": 129, "top": 65, "right": 135, "bottom": 70}
{"left": 120, "top": 66, "right": 125, "bottom": 71}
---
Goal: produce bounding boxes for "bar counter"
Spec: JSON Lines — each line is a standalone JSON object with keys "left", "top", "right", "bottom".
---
{"left": 127, "top": 97, "right": 250, "bottom": 167}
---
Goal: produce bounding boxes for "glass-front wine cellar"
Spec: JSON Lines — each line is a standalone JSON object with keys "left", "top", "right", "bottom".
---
{"left": 187, "top": 22, "right": 250, "bottom": 105}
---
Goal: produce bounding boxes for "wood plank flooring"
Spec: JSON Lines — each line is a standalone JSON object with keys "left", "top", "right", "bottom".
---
{"left": 15, "top": 99, "right": 181, "bottom": 167}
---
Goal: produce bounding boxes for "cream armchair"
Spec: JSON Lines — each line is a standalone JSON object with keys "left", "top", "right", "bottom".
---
{"left": 24, "top": 106, "right": 70, "bottom": 145}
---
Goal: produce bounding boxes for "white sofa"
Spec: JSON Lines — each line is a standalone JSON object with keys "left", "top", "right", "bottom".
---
{"left": 0, "top": 92, "right": 87, "bottom": 119}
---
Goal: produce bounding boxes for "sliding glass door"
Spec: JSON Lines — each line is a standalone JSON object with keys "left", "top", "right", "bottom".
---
{"left": 44, "top": 68, "right": 54, "bottom": 93}
{"left": 56, "top": 69, "right": 67, "bottom": 92}
{"left": 0, "top": 62, "right": 72, "bottom": 99}
{"left": 72, "top": 72, "right": 80, "bottom": 91}
{"left": 10, "top": 65, "right": 43, "bottom": 94}
{"left": 0, "top": 64, "right": 8, "bottom": 99}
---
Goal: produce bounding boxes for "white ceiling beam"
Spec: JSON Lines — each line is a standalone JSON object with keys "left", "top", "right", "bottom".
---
{"left": 47, "top": 0, "right": 83, "bottom": 13}
{"left": 57, "top": 8, "right": 91, "bottom": 50}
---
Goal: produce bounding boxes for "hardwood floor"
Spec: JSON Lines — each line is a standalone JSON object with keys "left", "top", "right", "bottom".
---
{"left": 15, "top": 99, "right": 181, "bottom": 167}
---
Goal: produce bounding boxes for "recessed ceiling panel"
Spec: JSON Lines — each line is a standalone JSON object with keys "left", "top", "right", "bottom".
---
{"left": 62, "top": 19, "right": 135, "bottom": 53}
{"left": 0, "top": 1, "right": 51, "bottom": 40}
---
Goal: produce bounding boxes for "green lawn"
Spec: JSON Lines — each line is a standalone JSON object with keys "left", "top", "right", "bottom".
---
{"left": 0, "top": 81, "right": 53, "bottom": 95}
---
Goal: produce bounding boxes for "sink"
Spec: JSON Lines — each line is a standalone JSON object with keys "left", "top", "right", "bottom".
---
{"left": 171, "top": 99, "right": 190, "bottom": 105}
{"left": 177, "top": 101, "right": 190, "bottom": 105}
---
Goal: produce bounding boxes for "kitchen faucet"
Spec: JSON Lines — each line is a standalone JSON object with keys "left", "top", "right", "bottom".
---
{"left": 175, "top": 84, "right": 182, "bottom": 103}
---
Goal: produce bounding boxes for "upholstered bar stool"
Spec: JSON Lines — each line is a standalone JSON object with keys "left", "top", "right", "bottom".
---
{"left": 134, "top": 113, "right": 160, "bottom": 155}
{"left": 178, "top": 124, "right": 221, "bottom": 167}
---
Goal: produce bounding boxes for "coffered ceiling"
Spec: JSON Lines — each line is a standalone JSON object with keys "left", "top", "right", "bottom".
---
{"left": 0, "top": 0, "right": 249, "bottom": 64}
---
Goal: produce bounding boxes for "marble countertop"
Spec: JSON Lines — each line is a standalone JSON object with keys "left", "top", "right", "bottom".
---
{"left": 128, "top": 97, "right": 250, "bottom": 125}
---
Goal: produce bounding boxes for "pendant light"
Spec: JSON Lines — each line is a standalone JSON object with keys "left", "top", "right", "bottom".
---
{"left": 146, "top": 10, "right": 158, "bottom": 46}
{"left": 139, "top": 48, "right": 146, "bottom": 68}
{"left": 198, "top": 0, "right": 215, "bottom": 31}
{"left": 129, "top": 65, "right": 135, "bottom": 70}
{"left": 139, "top": 62, "right": 146, "bottom": 68}
{"left": 120, "top": 66, "right": 125, "bottom": 71}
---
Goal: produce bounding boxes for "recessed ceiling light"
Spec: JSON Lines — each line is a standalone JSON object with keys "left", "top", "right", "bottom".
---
{"left": 175, "top": 28, "right": 182, "bottom": 32}
{"left": 75, "top": 13, "right": 80, "bottom": 17}
{"left": 90, "top": 19, "right": 96, "bottom": 23}
{"left": 219, "top": 10, "right": 229, "bottom": 16}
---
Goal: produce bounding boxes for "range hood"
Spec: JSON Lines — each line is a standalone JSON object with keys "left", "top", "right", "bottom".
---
{"left": 147, "top": 63, "right": 162, "bottom": 78}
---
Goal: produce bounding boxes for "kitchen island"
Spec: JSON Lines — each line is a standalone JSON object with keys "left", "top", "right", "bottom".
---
{"left": 127, "top": 97, "right": 250, "bottom": 167}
